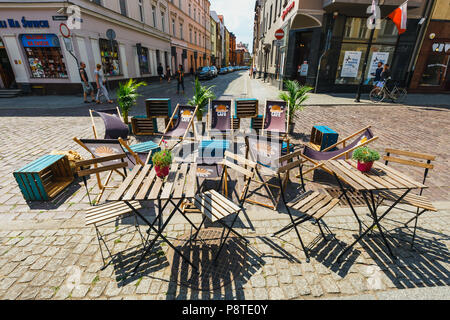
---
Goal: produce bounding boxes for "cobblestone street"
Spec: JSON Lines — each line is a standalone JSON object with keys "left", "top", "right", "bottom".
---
{"left": 0, "top": 72, "right": 449, "bottom": 300}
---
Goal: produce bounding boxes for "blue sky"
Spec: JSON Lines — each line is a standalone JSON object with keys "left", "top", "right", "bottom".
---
{"left": 210, "top": 0, "right": 254, "bottom": 52}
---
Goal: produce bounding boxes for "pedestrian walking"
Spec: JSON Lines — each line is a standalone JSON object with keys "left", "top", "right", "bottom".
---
{"left": 79, "top": 62, "right": 95, "bottom": 103}
{"left": 165, "top": 66, "right": 171, "bottom": 83}
{"left": 157, "top": 63, "right": 164, "bottom": 83}
{"left": 371, "top": 61, "right": 384, "bottom": 88}
{"left": 176, "top": 64, "right": 185, "bottom": 94}
{"left": 94, "top": 64, "right": 113, "bottom": 104}
{"left": 252, "top": 66, "right": 257, "bottom": 79}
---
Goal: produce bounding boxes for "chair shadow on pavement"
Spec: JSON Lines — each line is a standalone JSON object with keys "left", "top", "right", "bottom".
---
{"left": 164, "top": 228, "right": 265, "bottom": 300}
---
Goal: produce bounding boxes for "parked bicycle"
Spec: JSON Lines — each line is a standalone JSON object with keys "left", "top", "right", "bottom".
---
{"left": 369, "top": 78, "right": 407, "bottom": 104}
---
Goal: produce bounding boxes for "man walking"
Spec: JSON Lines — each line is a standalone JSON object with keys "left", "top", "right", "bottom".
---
{"left": 79, "top": 62, "right": 95, "bottom": 103}
{"left": 94, "top": 64, "right": 113, "bottom": 104}
{"left": 176, "top": 64, "right": 185, "bottom": 94}
{"left": 165, "top": 65, "right": 171, "bottom": 83}
{"left": 157, "top": 63, "right": 164, "bottom": 83}
{"left": 252, "top": 66, "right": 257, "bottom": 79}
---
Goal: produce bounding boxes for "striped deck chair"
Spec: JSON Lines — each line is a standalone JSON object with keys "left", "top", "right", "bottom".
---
{"left": 157, "top": 104, "right": 198, "bottom": 147}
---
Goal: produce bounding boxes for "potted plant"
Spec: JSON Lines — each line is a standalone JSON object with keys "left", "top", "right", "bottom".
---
{"left": 116, "top": 78, "right": 147, "bottom": 125}
{"left": 152, "top": 149, "right": 172, "bottom": 178}
{"left": 188, "top": 77, "right": 216, "bottom": 133}
{"left": 352, "top": 146, "right": 380, "bottom": 172}
{"left": 279, "top": 80, "right": 312, "bottom": 134}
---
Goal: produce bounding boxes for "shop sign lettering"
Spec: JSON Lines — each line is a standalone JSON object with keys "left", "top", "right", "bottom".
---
{"left": 282, "top": 2, "right": 295, "bottom": 21}
{"left": 0, "top": 17, "right": 50, "bottom": 29}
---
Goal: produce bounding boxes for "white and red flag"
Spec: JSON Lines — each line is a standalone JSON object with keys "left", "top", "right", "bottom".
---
{"left": 388, "top": 1, "right": 408, "bottom": 34}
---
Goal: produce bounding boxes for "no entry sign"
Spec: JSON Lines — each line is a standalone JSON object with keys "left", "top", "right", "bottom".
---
{"left": 275, "top": 29, "right": 284, "bottom": 40}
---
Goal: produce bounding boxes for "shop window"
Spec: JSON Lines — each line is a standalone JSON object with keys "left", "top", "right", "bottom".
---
{"left": 138, "top": 46, "right": 150, "bottom": 74}
{"left": 99, "top": 38, "right": 121, "bottom": 76}
{"left": 20, "top": 34, "right": 68, "bottom": 79}
{"left": 419, "top": 53, "right": 449, "bottom": 86}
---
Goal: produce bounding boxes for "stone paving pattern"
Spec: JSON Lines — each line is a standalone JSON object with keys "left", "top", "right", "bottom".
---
{"left": 0, "top": 71, "right": 448, "bottom": 299}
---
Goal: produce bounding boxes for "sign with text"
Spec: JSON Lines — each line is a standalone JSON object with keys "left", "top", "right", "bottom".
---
{"left": 340, "top": 51, "right": 362, "bottom": 78}
{"left": 20, "top": 34, "right": 60, "bottom": 48}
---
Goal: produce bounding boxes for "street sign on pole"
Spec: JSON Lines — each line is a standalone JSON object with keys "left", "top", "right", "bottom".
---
{"left": 59, "top": 23, "right": 71, "bottom": 38}
{"left": 274, "top": 40, "right": 283, "bottom": 47}
{"left": 106, "top": 29, "right": 116, "bottom": 40}
{"left": 275, "top": 29, "right": 285, "bottom": 40}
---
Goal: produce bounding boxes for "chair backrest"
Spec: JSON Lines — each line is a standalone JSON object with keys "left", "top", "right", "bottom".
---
{"left": 263, "top": 100, "right": 288, "bottom": 133}
{"left": 221, "top": 150, "right": 257, "bottom": 179}
{"left": 245, "top": 134, "right": 284, "bottom": 170}
{"left": 75, "top": 154, "right": 128, "bottom": 177}
{"left": 172, "top": 105, "right": 196, "bottom": 130}
{"left": 74, "top": 138, "right": 132, "bottom": 167}
{"left": 146, "top": 98, "right": 171, "bottom": 118}
{"left": 93, "top": 110, "right": 129, "bottom": 140}
{"left": 210, "top": 100, "right": 232, "bottom": 131}
{"left": 303, "top": 128, "right": 376, "bottom": 161}
{"left": 384, "top": 148, "right": 435, "bottom": 184}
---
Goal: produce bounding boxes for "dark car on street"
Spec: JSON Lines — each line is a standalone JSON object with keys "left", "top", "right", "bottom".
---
{"left": 210, "top": 66, "right": 218, "bottom": 77}
{"left": 219, "top": 67, "right": 228, "bottom": 75}
{"left": 196, "top": 66, "right": 213, "bottom": 80}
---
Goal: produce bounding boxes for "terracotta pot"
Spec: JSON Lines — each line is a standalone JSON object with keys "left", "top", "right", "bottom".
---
{"left": 155, "top": 165, "right": 169, "bottom": 178}
{"left": 357, "top": 161, "right": 374, "bottom": 172}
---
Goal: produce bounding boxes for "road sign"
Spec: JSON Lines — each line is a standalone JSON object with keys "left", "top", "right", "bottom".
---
{"left": 106, "top": 29, "right": 116, "bottom": 40}
{"left": 275, "top": 29, "right": 285, "bottom": 40}
{"left": 59, "top": 23, "right": 70, "bottom": 38}
{"left": 274, "top": 40, "right": 283, "bottom": 47}
{"left": 63, "top": 37, "right": 73, "bottom": 52}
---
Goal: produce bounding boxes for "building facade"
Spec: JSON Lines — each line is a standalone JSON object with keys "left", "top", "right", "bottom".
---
{"left": 254, "top": 0, "right": 429, "bottom": 93}
{"left": 224, "top": 27, "right": 230, "bottom": 66}
{"left": 229, "top": 32, "right": 236, "bottom": 65}
{"left": 0, "top": 0, "right": 172, "bottom": 93}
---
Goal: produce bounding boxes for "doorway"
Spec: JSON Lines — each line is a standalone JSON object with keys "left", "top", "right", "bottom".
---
{"left": 292, "top": 31, "right": 313, "bottom": 84}
{"left": 0, "top": 38, "right": 15, "bottom": 89}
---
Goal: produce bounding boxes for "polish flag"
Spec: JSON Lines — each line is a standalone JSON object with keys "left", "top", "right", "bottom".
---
{"left": 388, "top": 1, "right": 408, "bottom": 34}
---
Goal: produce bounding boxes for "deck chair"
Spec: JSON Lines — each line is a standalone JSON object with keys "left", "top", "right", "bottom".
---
{"left": 207, "top": 99, "right": 233, "bottom": 139}
{"left": 89, "top": 108, "right": 129, "bottom": 140}
{"left": 157, "top": 104, "right": 198, "bottom": 147}
{"left": 377, "top": 148, "right": 437, "bottom": 248}
{"left": 272, "top": 163, "right": 341, "bottom": 262}
{"left": 243, "top": 134, "right": 302, "bottom": 210}
{"left": 298, "top": 126, "right": 378, "bottom": 177}
{"left": 74, "top": 152, "right": 128, "bottom": 205}
{"left": 262, "top": 100, "right": 289, "bottom": 137}
{"left": 73, "top": 138, "right": 130, "bottom": 204}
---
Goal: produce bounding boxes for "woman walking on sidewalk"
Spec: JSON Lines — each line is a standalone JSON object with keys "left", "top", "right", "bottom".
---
{"left": 94, "top": 64, "right": 113, "bottom": 104}
{"left": 176, "top": 64, "right": 185, "bottom": 94}
{"left": 165, "top": 66, "right": 171, "bottom": 83}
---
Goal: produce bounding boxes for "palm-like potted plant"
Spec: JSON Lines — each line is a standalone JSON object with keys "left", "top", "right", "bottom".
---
{"left": 188, "top": 78, "right": 216, "bottom": 130}
{"left": 116, "top": 79, "right": 147, "bottom": 124}
{"left": 279, "top": 80, "right": 312, "bottom": 134}
{"left": 152, "top": 149, "right": 172, "bottom": 178}
{"left": 352, "top": 146, "right": 380, "bottom": 172}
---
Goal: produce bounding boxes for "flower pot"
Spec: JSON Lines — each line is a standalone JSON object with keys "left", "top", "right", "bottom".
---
{"left": 155, "top": 165, "right": 169, "bottom": 178}
{"left": 357, "top": 161, "right": 374, "bottom": 172}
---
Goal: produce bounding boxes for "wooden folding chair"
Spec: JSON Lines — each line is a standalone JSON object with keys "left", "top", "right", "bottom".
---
{"left": 272, "top": 163, "right": 341, "bottom": 262}
{"left": 89, "top": 107, "right": 128, "bottom": 140}
{"left": 73, "top": 138, "right": 128, "bottom": 204}
{"left": 243, "top": 134, "right": 301, "bottom": 210}
{"left": 377, "top": 148, "right": 437, "bottom": 248}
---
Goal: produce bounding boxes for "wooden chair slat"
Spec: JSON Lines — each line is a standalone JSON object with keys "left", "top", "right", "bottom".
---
{"left": 86, "top": 201, "right": 141, "bottom": 226}
{"left": 374, "top": 162, "right": 426, "bottom": 189}
{"left": 291, "top": 191, "right": 320, "bottom": 210}
{"left": 313, "top": 198, "right": 340, "bottom": 220}
{"left": 123, "top": 165, "right": 152, "bottom": 200}
{"left": 222, "top": 159, "right": 254, "bottom": 178}
{"left": 75, "top": 154, "right": 126, "bottom": 167}
{"left": 206, "top": 190, "right": 240, "bottom": 214}
{"left": 385, "top": 148, "right": 436, "bottom": 161}
{"left": 77, "top": 162, "right": 128, "bottom": 177}
{"left": 286, "top": 190, "right": 314, "bottom": 207}
{"left": 110, "top": 165, "right": 142, "bottom": 200}
{"left": 379, "top": 190, "right": 437, "bottom": 212}
{"left": 300, "top": 193, "right": 328, "bottom": 212}
{"left": 194, "top": 195, "right": 227, "bottom": 223}
{"left": 304, "top": 195, "right": 334, "bottom": 215}
{"left": 224, "top": 151, "right": 257, "bottom": 168}
{"left": 383, "top": 156, "right": 434, "bottom": 169}
{"left": 86, "top": 201, "right": 135, "bottom": 216}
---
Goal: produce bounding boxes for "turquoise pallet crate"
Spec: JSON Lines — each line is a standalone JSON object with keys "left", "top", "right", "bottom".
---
{"left": 129, "top": 140, "right": 161, "bottom": 164}
{"left": 310, "top": 126, "right": 339, "bottom": 151}
{"left": 13, "top": 154, "right": 74, "bottom": 201}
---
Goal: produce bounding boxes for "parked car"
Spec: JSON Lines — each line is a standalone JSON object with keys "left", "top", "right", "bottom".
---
{"left": 227, "top": 67, "right": 233, "bottom": 73}
{"left": 196, "top": 66, "right": 213, "bottom": 80}
{"left": 219, "top": 67, "right": 228, "bottom": 75}
{"left": 210, "top": 66, "right": 218, "bottom": 77}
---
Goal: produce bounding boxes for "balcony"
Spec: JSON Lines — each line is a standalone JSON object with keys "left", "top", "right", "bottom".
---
{"left": 323, "top": 0, "right": 422, "bottom": 16}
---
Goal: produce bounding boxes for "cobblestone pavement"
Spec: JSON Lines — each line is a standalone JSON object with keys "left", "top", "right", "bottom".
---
{"left": 0, "top": 71, "right": 448, "bottom": 300}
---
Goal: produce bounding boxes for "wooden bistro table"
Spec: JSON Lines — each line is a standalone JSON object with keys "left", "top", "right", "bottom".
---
{"left": 323, "top": 159, "right": 427, "bottom": 261}
{"left": 108, "top": 162, "right": 200, "bottom": 275}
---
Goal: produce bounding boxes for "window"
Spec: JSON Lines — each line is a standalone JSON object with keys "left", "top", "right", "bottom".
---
{"left": 189, "top": 4, "right": 191, "bottom": 17}
{"left": 179, "top": 0, "right": 182, "bottom": 9}
{"left": 152, "top": 6, "right": 157, "bottom": 28}
{"left": 195, "top": 31, "right": 197, "bottom": 45}
{"left": 194, "top": 8, "right": 196, "bottom": 21}
{"left": 138, "top": 46, "right": 150, "bottom": 74}
{"left": 99, "top": 38, "right": 121, "bottom": 76}
{"left": 189, "top": 28, "right": 192, "bottom": 43}
{"left": 278, "top": 0, "right": 282, "bottom": 16}
{"left": 419, "top": 51, "right": 450, "bottom": 86}
{"left": 161, "top": 11, "right": 165, "bottom": 32}
{"left": 269, "top": 5, "right": 272, "bottom": 29}
{"left": 172, "top": 19, "right": 176, "bottom": 37}
{"left": 119, "top": 0, "right": 127, "bottom": 16}
{"left": 21, "top": 34, "right": 68, "bottom": 78}
{"left": 138, "top": 0, "right": 144, "bottom": 22}
{"left": 274, "top": 1, "right": 278, "bottom": 22}
{"left": 180, "top": 23, "right": 183, "bottom": 39}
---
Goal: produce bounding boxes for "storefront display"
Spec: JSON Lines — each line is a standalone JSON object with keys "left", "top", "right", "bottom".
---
{"left": 138, "top": 46, "right": 150, "bottom": 74}
{"left": 99, "top": 38, "right": 121, "bottom": 76}
{"left": 20, "top": 34, "right": 68, "bottom": 78}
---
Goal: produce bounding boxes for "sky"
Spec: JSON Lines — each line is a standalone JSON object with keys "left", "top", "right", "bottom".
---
{"left": 209, "top": 0, "right": 254, "bottom": 52}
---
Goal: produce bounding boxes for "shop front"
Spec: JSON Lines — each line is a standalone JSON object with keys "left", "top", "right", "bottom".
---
{"left": 0, "top": 36, "right": 15, "bottom": 89}
{"left": 409, "top": 20, "right": 450, "bottom": 93}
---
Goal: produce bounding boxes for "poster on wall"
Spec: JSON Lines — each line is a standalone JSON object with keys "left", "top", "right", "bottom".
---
{"left": 340, "top": 51, "right": 362, "bottom": 78}
{"left": 368, "top": 52, "right": 390, "bottom": 78}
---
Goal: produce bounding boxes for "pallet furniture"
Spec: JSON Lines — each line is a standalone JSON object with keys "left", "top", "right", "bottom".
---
{"left": 233, "top": 116, "right": 240, "bottom": 130}
{"left": 145, "top": 98, "right": 171, "bottom": 118}
{"left": 309, "top": 126, "right": 339, "bottom": 151}
{"left": 14, "top": 154, "right": 74, "bottom": 201}
{"left": 250, "top": 115, "right": 264, "bottom": 132}
{"left": 130, "top": 116, "right": 158, "bottom": 136}
{"left": 323, "top": 159, "right": 427, "bottom": 261}
{"left": 86, "top": 200, "right": 144, "bottom": 270}
{"left": 235, "top": 98, "right": 258, "bottom": 118}
{"left": 377, "top": 148, "right": 437, "bottom": 248}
